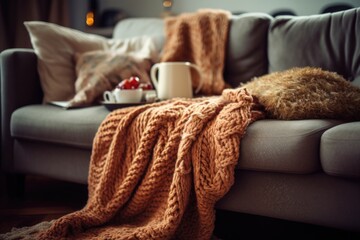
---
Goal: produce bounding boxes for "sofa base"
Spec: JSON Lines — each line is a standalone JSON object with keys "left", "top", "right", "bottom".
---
{"left": 13, "top": 140, "right": 90, "bottom": 184}
{"left": 11, "top": 139, "right": 360, "bottom": 232}
{"left": 216, "top": 171, "right": 360, "bottom": 232}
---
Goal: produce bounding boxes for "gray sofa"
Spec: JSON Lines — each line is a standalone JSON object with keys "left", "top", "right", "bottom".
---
{"left": 1, "top": 9, "right": 360, "bottom": 233}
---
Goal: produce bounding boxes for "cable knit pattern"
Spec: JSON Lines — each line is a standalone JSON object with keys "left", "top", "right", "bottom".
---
{"left": 16, "top": 88, "right": 261, "bottom": 240}
{"left": 161, "top": 10, "right": 230, "bottom": 95}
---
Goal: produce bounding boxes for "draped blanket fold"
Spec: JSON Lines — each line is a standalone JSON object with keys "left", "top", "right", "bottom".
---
{"left": 18, "top": 88, "right": 261, "bottom": 240}
{"left": 0, "top": 11, "right": 264, "bottom": 240}
{"left": 161, "top": 9, "right": 230, "bottom": 95}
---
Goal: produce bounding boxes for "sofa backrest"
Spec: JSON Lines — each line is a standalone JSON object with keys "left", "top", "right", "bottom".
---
{"left": 268, "top": 8, "right": 360, "bottom": 87}
{"left": 224, "top": 13, "right": 272, "bottom": 87}
{"left": 113, "top": 8, "right": 360, "bottom": 88}
{"left": 113, "top": 13, "right": 272, "bottom": 87}
{"left": 113, "top": 18, "right": 165, "bottom": 55}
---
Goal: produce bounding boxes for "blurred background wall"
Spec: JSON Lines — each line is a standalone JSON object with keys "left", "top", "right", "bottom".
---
{"left": 96, "top": 0, "right": 360, "bottom": 18}
{"left": 1, "top": 0, "right": 359, "bottom": 51}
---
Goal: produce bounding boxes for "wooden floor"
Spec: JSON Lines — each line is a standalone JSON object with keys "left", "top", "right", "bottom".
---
{"left": 214, "top": 210, "right": 360, "bottom": 239}
{"left": 0, "top": 175, "right": 88, "bottom": 234}
{"left": 0, "top": 174, "right": 359, "bottom": 239}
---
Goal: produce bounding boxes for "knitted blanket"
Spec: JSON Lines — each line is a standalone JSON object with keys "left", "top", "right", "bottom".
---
{"left": 1, "top": 88, "right": 262, "bottom": 240}
{"left": 0, "top": 11, "right": 262, "bottom": 240}
{"left": 161, "top": 9, "right": 230, "bottom": 95}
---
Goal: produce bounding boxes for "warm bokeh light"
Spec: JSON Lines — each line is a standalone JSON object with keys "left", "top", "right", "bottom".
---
{"left": 86, "top": 11, "right": 95, "bottom": 26}
{"left": 163, "top": 0, "right": 172, "bottom": 8}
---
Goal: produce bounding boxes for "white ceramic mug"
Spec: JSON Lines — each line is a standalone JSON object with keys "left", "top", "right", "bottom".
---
{"left": 150, "top": 62, "right": 203, "bottom": 100}
{"left": 103, "top": 88, "right": 143, "bottom": 103}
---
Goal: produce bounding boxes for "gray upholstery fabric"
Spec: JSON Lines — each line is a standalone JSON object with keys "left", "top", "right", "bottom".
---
{"left": 224, "top": 13, "right": 272, "bottom": 87}
{"left": 0, "top": 49, "right": 42, "bottom": 170}
{"left": 14, "top": 140, "right": 90, "bottom": 184}
{"left": 268, "top": 8, "right": 360, "bottom": 82}
{"left": 238, "top": 119, "right": 341, "bottom": 174}
{"left": 11, "top": 105, "right": 110, "bottom": 149}
{"left": 11, "top": 105, "right": 340, "bottom": 175}
{"left": 113, "top": 18, "right": 165, "bottom": 55}
{"left": 353, "top": 76, "right": 360, "bottom": 87}
{"left": 216, "top": 171, "right": 360, "bottom": 231}
{"left": 321, "top": 122, "right": 360, "bottom": 179}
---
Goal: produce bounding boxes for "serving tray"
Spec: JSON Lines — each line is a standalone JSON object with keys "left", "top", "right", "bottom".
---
{"left": 102, "top": 102, "right": 145, "bottom": 111}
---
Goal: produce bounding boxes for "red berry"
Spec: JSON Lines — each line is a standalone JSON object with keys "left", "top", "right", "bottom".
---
{"left": 139, "top": 83, "right": 153, "bottom": 90}
{"left": 128, "top": 76, "right": 140, "bottom": 89}
{"left": 117, "top": 79, "right": 132, "bottom": 89}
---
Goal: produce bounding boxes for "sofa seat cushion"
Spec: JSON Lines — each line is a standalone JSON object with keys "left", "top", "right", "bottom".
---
{"left": 238, "top": 119, "right": 341, "bottom": 174}
{"left": 320, "top": 122, "right": 360, "bottom": 179}
{"left": 11, "top": 105, "right": 110, "bottom": 149}
{"left": 11, "top": 105, "right": 341, "bottom": 174}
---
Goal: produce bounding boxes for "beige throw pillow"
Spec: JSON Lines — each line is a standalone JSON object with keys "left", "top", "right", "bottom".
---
{"left": 68, "top": 50, "right": 152, "bottom": 107}
{"left": 24, "top": 21, "right": 158, "bottom": 103}
{"left": 241, "top": 67, "right": 360, "bottom": 120}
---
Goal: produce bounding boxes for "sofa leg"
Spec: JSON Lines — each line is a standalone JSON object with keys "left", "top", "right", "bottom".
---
{"left": 6, "top": 173, "right": 26, "bottom": 199}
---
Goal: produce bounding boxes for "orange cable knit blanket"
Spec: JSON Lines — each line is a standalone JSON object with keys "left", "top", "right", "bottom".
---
{"left": 8, "top": 88, "right": 261, "bottom": 240}
{"left": 161, "top": 9, "right": 230, "bottom": 95}
{"left": 0, "top": 11, "right": 264, "bottom": 240}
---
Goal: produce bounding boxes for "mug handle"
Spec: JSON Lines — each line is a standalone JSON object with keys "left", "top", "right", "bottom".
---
{"left": 103, "top": 91, "right": 116, "bottom": 103}
{"left": 150, "top": 63, "right": 160, "bottom": 91}
{"left": 187, "top": 62, "right": 203, "bottom": 94}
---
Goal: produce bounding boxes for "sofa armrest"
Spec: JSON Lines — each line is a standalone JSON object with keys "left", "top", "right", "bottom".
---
{"left": 0, "top": 48, "right": 43, "bottom": 171}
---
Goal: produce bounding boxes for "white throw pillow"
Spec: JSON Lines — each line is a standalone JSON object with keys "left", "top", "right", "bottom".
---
{"left": 24, "top": 21, "right": 158, "bottom": 103}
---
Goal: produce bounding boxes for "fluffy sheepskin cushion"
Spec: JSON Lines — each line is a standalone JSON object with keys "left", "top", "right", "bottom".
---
{"left": 241, "top": 67, "right": 360, "bottom": 120}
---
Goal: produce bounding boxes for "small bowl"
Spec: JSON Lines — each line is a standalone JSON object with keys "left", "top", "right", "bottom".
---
{"left": 114, "top": 88, "right": 143, "bottom": 103}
